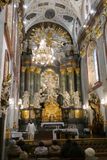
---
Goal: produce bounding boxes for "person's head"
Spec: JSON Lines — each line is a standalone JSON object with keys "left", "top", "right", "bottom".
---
{"left": 29, "top": 120, "right": 32, "bottom": 124}
{"left": 39, "top": 141, "right": 45, "bottom": 147}
{"left": 19, "top": 151, "right": 28, "bottom": 160}
{"left": 52, "top": 140, "right": 58, "bottom": 145}
{"left": 9, "top": 139, "right": 16, "bottom": 146}
{"left": 85, "top": 148, "right": 95, "bottom": 157}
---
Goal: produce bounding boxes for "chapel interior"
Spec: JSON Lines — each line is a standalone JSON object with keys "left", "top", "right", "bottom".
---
{"left": 0, "top": 0, "right": 107, "bottom": 160}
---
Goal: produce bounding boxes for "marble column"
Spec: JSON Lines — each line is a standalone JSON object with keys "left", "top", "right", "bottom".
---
{"left": 29, "top": 67, "right": 35, "bottom": 105}
{"left": 34, "top": 68, "right": 38, "bottom": 93}
{"left": 0, "top": 9, "right": 5, "bottom": 97}
{"left": 75, "top": 68, "right": 81, "bottom": 95}
{"left": 67, "top": 67, "right": 75, "bottom": 94}
{"left": 60, "top": 68, "right": 66, "bottom": 93}
{"left": 36, "top": 68, "right": 41, "bottom": 92}
{"left": 20, "top": 67, "right": 26, "bottom": 98}
{"left": 25, "top": 67, "right": 30, "bottom": 92}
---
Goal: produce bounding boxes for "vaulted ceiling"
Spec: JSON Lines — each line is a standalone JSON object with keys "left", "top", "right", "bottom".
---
{"left": 24, "top": 0, "right": 83, "bottom": 34}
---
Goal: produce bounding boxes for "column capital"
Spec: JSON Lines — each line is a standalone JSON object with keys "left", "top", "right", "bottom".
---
{"left": 75, "top": 68, "right": 80, "bottom": 75}
{"left": 60, "top": 68, "right": 66, "bottom": 75}
{"left": 67, "top": 67, "right": 74, "bottom": 74}
{"left": 21, "top": 67, "right": 26, "bottom": 72}
{"left": 29, "top": 66, "right": 35, "bottom": 72}
{"left": 35, "top": 68, "right": 41, "bottom": 74}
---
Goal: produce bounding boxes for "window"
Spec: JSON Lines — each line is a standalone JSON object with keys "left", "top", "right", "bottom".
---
{"left": 105, "top": 23, "right": 107, "bottom": 47}
{"left": 87, "top": 42, "right": 99, "bottom": 90}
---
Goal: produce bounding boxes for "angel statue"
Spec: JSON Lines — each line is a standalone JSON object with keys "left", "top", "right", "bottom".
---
{"left": 0, "top": 74, "right": 11, "bottom": 111}
{"left": 33, "top": 92, "right": 41, "bottom": 109}
{"left": 73, "top": 91, "right": 81, "bottom": 108}
{"left": 22, "top": 91, "right": 29, "bottom": 108}
{"left": 88, "top": 93, "right": 104, "bottom": 136}
{"left": 63, "top": 91, "right": 71, "bottom": 108}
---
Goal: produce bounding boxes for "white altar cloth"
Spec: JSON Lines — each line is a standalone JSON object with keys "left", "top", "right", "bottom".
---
{"left": 53, "top": 128, "right": 79, "bottom": 139}
{"left": 11, "top": 131, "right": 23, "bottom": 138}
{"left": 41, "top": 122, "right": 64, "bottom": 127}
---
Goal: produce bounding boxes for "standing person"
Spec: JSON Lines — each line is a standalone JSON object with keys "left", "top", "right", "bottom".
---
{"left": 61, "top": 139, "right": 85, "bottom": 160}
{"left": 26, "top": 121, "right": 37, "bottom": 140}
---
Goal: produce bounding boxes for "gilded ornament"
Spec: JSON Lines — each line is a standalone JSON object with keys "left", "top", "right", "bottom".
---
{"left": 103, "top": 0, "right": 107, "bottom": 7}
{"left": 0, "top": 0, "right": 11, "bottom": 7}
{"left": 80, "top": 50, "right": 86, "bottom": 57}
{"left": 94, "top": 26, "right": 103, "bottom": 39}
{"left": 35, "top": 68, "right": 41, "bottom": 74}
{"left": 29, "top": 67, "right": 35, "bottom": 72}
{"left": 60, "top": 69, "right": 66, "bottom": 75}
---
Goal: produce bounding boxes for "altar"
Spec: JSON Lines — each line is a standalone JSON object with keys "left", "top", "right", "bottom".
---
{"left": 53, "top": 128, "right": 79, "bottom": 140}
{"left": 11, "top": 131, "right": 23, "bottom": 139}
{"left": 41, "top": 122, "right": 64, "bottom": 128}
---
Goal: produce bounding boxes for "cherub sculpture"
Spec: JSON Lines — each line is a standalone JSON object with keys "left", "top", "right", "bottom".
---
{"left": 33, "top": 92, "right": 41, "bottom": 109}
{"left": 63, "top": 91, "right": 71, "bottom": 108}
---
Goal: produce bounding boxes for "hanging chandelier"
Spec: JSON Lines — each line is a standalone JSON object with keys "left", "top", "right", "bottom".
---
{"left": 32, "top": 39, "right": 56, "bottom": 66}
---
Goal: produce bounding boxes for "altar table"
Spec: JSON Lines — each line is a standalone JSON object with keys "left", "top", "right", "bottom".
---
{"left": 53, "top": 128, "right": 79, "bottom": 139}
{"left": 41, "top": 122, "right": 64, "bottom": 128}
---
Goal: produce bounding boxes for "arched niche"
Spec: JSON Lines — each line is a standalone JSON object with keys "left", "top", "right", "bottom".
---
{"left": 87, "top": 41, "right": 99, "bottom": 90}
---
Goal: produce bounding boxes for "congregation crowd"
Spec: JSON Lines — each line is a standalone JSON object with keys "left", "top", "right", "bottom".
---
{"left": 5, "top": 138, "right": 98, "bottom": 160}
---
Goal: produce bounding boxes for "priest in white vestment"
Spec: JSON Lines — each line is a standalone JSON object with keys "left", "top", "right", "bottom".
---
{"left": 26, "top": 121, "right": 37, "bottom": 140}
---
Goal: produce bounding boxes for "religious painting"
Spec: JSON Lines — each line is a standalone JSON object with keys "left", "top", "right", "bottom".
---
{"left": 87, "top": 41, "right": 99, "bottom": 90}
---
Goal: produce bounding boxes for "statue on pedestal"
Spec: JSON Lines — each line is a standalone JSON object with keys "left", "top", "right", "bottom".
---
{"left": 89, "top": 93, "right": 104, "bottom": 136}
{"left": 33, "top": 92, "right": 41, "bottom": 109}
{"left": 73, "top": 91, "right": 81, "bottom": 108}
{"left": 62, "top": 91, "right": 71, "bottom": 108}
{"left": 22, "top": 91, "right": 29, "bottom": 108}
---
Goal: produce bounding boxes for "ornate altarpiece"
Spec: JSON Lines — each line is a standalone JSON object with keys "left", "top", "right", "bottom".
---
{"left": 41, "top": 69, "right": 62, "bottom": 122}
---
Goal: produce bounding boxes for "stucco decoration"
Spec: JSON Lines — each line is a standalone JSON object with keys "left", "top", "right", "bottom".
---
{"left": 0, "top": 74, "right": 11, "bottom": 113}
